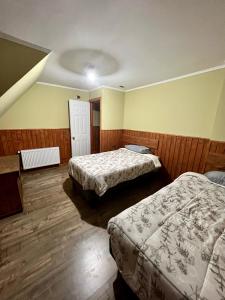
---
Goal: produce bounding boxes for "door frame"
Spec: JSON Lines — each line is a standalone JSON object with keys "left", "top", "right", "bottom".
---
{"left": 89, "top": 97, "right": 101, "bottom": 153}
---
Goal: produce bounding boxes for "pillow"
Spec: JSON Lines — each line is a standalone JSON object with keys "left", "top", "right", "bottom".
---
{"left": 125, "top": 144, "right": 151, "bottom": 154}
{"left": 204, "top": 171, "right": 225, "bottom": 186}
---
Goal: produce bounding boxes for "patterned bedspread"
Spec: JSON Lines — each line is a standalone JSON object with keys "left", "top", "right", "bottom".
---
{"left": 108, "top": 172, "right": 225, "bottom": 300}
{"left": 68, "top": 148, "right": 161, "bottom": 196}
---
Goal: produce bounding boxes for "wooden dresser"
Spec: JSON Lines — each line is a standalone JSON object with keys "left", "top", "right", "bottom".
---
{"left": 0, "top": 155, "right": 23, "bottom": 218}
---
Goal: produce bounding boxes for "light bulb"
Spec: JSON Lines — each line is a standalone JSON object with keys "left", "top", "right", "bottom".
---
{"left": 86, "top": 68, "right": 97, "bottom": 82}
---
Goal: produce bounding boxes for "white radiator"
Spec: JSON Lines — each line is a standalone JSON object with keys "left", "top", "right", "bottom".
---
{"left": 20, "top": 147, "right": 60, "bottom": 170}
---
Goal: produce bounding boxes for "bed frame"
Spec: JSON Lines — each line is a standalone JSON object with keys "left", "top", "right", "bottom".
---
{"left": 70, "top": 175, "right": 97, "bottom": 201}
{"left": 70, "top": 167, "right": 164, "bottom": 203}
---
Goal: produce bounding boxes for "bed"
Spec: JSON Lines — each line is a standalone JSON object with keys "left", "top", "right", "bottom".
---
{"left": 107, "top": 172, "right": 225, "bottom": 300}
{"left": 68, "top": 147, "right": 161, "bottom": 196}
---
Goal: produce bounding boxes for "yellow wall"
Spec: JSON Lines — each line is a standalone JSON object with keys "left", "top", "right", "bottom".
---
{"left": 101, "top": 88, "right": 125, "bottom": 130}
{"left": 211, "top": 77, "right": 225, "bottom": 141}
{"left": 0, "top": 68, "right": 224, "bottom": 141}
{"left": 123, "top": 69, "right": 225, "bottom": 138}
{"left": 0, "top": 56, "right": 49, "bottom": 118}
{"left": 89, "top": 88, "right": 102, "bottom": 100}
{"left": 89, "top": 87, "right": 125, "bottom": 129}
{"left": 0, "top": 84, "right": 125, "bottom": 130}
{"left": 0, "top": 83, "right": 89, "bottom": 129}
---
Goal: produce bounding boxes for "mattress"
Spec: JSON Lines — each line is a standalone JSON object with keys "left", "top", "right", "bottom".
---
{"left": 107, "top": 172, "right": 225, "bottom": 300}
{"left": 68, "top": 148, "right": 161, "bottom": 196}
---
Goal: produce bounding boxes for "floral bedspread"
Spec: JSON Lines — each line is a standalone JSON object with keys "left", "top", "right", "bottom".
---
{"left": 108, "top": 172, "right": 225, "bottom": 300}
{"left": 68, "top": 148, "right": 161, "bottom": 196}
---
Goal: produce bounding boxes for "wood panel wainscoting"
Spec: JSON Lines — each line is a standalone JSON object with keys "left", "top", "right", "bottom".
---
{"left": 100, "top": 129, "right": 225, "bottom": 180}
{"left": 122, "top": 130, "right": 210, "bottom": 180}
{"left": 0, "top": 128, "right": 224, "bottom": 178}
{"left": 204, "top": 140, "right": 225, "bottom": 172}
{"left": 100, "top": 129, "right": 123, "bottom": 152}
{"left": 0, "top": 129, "right": 71, "bottom": 164}
{"left": 0, "top": 129, "right": 122, "bottom": 164}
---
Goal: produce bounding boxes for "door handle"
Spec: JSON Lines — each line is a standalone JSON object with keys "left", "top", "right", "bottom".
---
{"left": 72, "top": 137, "right": 75, "bottom": 140}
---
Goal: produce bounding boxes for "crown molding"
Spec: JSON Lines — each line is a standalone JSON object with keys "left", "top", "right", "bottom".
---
{"left": 38, "top": 82, "right": 125, "bottom": 93}
{"left": 102, "top": 85, "right": 125, "bottom": 92}
{"left": 37, "top": 63, "right": 225, "bottom": 94}
{"left": 89, "top": 87, "right": 102, "bottom": 92}
{"left": 91, "top": 85, "right": 125, "bottom": 92}
{"left": 126, "top": 64, "right": 225, "bottom": 92}
{"left": 36, "top": 81, "right": 89, "bottom": 92}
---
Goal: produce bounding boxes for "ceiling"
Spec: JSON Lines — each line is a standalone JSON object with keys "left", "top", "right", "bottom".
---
{"left": 0, "top": 0, "right": 225, "bottom": 90}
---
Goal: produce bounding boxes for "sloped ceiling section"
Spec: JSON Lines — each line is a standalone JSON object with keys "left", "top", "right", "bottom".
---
{"left": 0, "top": 33, "right": 50, "bottom": 117}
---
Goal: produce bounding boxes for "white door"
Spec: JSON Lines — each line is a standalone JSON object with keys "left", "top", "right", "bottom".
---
{"left": 69, "top": 99, "right": 90, "bottom": 157}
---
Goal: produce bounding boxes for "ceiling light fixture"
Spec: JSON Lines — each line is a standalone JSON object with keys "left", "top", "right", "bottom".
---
{"left": 86, "top": 66, "right": 97, "bottom": 82}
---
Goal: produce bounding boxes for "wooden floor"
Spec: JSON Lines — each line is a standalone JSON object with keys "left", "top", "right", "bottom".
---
{"left": 0, "top": 165, "right": 168, "bottom": 300}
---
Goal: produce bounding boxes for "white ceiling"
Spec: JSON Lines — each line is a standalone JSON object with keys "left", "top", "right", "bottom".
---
{"left": 0, "top": 0, "right": 225, "bottom": 90}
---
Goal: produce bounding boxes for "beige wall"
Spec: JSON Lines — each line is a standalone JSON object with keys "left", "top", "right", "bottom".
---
{"left": 101, "top": 88, "right": 125, "bottom": 130}
{"left": 211, "top": 77, "right": 225, "bottom": 141}
{"left": 123, "top": 69, "right": 225, "bottom": 139}
{"left": 0, "top": 83, "right": 89, "bottom": 129}
{"left": 89, "top": 87, "right": 125, "bottom": 129}
{"left": 89, "top": 88, "right": 102, "bottom": 100}
{"left": 0, "top": 84, "right": 125, "bottom": 130}
{"left": 0, "top": 56, "right": 49, "bottom": 118}
{"left": 0, "top": 68, "right": 224, "bottom": 141}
